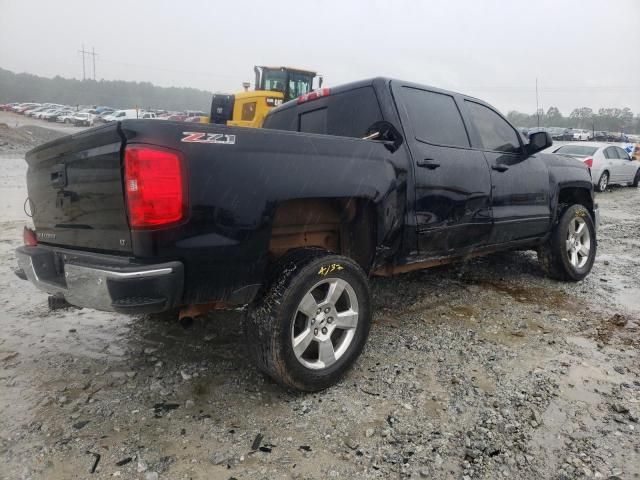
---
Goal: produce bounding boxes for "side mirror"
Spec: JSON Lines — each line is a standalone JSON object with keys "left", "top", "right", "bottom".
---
{"left": 364, "top": 121, "right": 404, "bottom": 153}
{"left": 527, "top": 131, "right": 553, "bottom": 155}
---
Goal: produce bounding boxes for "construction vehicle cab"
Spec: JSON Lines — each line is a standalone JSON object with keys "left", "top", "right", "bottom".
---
{"left": 210, "top": 66, "right": 320, "bottom": 129}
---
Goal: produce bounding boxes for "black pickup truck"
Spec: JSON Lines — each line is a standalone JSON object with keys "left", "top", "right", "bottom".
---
{"left": 16, "top": 77, "right": 598, "bottom": 391}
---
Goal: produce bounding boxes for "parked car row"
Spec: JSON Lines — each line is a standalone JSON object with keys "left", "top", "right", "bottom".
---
{"left": 519, "top": 126, "right": 636, "bottom": 143}
{"left": 0, "top": 102, "right": 211, "bottom": 126}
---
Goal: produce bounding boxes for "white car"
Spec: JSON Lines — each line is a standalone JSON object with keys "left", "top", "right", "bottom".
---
{"left": 572, "top": 129, "right": 592, "bottom": 141}
{"left": 138, "top": 112, "right": 157, "bottom": 119}
{"left": 72, "top": 112, "right": 95, "bottom": 127}
{"left": 103, "top": 109, "right": 141, "bottom": 122}
{"left": 57, "top": 112, "right": 76, "bottom": 124}
{"left": 34, "top": 108, "right": 59, "bottom": 119}
{"left": 24, "top": 106, "right": 46, "bottom": 116}
{"left": 553, "top": 142, "right": 640, "bottom": 192}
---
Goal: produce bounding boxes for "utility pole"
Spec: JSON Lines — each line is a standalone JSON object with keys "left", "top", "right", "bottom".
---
{"left": 79, "top": 44, "right": 86, "bottom": 80}
{"left": 78, "top": 45, "right": 98, "bottom": 80}
{"left": 535, "top": 78, "right": 540, "bottom": 127}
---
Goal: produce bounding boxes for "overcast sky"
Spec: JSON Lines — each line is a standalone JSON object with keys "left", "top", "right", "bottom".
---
{"left": 1, "top": 0, "right": 639, "bottom": 114}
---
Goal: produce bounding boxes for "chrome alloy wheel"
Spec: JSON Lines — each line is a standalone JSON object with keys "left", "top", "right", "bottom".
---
{"left": 599, "top": 173, "right": 608, "bottom": 191}
{"left": 566, "top": 216, "right": 591, "bottom": 269}
{"left": 290, "top": 278, "right": 359, "bottom": 370}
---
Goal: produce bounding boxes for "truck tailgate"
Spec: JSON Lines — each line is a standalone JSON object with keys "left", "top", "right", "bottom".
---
{"left": 25, "top": 123, "right": 132, "bottom": 253}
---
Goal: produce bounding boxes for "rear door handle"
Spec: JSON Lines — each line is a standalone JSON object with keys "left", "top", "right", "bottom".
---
{"left": 417, "top": 158, "right": 440, "bottom": 169}
{"left": 491, "top": 164, "right": 509, "bottom": 172}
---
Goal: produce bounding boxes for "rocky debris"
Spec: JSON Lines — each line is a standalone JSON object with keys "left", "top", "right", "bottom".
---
{"left": 610, "top": 402, "right": 629, "bottom": 414}
{"left": 152, "top": 402, "right": 180, "bottom": 415}
{"left": 609, "top": 313, "right": 627, "bottom": 326}
{"left": 251, "top": 433, "right": 264, "bottom": 450}
{"left": 86, "top": 451, "right": 101, "bottom": 474}
{"left": 209, "top": 452, "right": 229, "bottom": 465}
{"left": 72, "top": 420, "right": 89, "bottom": 430}
{"left": 0, "top": 123, "right": 66, "bottom": 151}
{"left": 115, "top": 457, "right": 132, "bottom": 466}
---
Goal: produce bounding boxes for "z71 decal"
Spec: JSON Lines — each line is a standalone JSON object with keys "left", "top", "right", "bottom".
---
{"left": 181, "top": 132, "right": 236, "bottom": 144}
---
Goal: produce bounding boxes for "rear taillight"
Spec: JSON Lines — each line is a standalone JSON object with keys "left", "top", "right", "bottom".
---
{"left": 23, "top": 226, "right": 37, "bottom": 246}
{"left": 296, "top": 87, "right": 331, "bottom": 104}
{"left": 124, "top": 145, "right": 187, "bottom": 228}
{"left": 583, "top": 157, "right": 593, "bottom": 168}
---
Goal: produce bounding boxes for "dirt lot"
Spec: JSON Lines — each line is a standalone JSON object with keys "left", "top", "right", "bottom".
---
{"left": 0, "top": 115, "right": 638, "bottom": 480}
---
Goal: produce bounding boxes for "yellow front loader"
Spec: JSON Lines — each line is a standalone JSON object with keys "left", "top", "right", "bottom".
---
{"left": 210, "top": 66, "right": 321, "bottom": 128}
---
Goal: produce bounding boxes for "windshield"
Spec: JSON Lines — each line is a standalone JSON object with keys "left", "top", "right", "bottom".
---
{"left": 261, "top": 69, "right": 314, "bottom": 100}
{"left": 555, "top": 145, "right": 598, "bottom": 156}
{"left": 262, "top": 70, "right": 287, "bottom": 94}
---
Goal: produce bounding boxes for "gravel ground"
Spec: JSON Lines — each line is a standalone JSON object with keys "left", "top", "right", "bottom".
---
{"left": 0, "top": 120, "right": 638, "bottom": 480}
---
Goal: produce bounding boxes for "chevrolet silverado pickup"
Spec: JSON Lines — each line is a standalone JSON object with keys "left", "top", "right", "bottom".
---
{"left": 16, "top": 77, "right": 599, "bottom": 391}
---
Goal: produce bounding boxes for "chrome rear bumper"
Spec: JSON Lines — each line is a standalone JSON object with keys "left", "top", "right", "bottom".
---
{"left": 16, "top": 246, "right": 183, "bottom": 314}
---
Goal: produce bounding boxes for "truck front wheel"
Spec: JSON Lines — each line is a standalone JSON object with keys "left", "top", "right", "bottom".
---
{"left": 538, "top": 204, "right": 596, "bottom": 281}
{"left": 245, "top": 249, "right": 372, "bottom": 391}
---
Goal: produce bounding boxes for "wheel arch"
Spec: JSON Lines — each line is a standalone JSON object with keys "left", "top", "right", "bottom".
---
{"left": 268, "top": 197, "right": 379, "bottom": 272}
{"left": 555, "top": 186, "right": 594, "bottom": 222}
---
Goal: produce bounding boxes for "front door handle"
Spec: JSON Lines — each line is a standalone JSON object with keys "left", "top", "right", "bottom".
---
{"left": 417, "top": 158, "right": 441, "bottom": 170}
{"left": 492, "top": 164, "right": 509, "bottom": 172}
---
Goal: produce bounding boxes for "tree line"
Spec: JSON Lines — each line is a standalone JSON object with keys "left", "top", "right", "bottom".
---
{"left": 506, "top": 106, "right": 640, "bottom": 134}
{"left": 0, "top": 67, "right": 214, "bottom": 112}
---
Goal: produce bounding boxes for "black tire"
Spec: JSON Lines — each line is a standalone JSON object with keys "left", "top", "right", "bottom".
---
{"left": 632, "top": 169, "right": 640, "bottom": 187}
{"left": 245, "top": 249, "right": 372, "bottom": 392}
{"left": 596, "top": 171, "right": 609, "bottom": 192}
{"left": 538, "top": 204, "right": 596, "bottom": 281}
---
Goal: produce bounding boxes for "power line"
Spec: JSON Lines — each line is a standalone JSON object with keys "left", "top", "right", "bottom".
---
{"left": 97, "top": 57, "right": 241, "bottom": 81}
{"left": 79, "top": 45, "right": 98, "bottom": 80}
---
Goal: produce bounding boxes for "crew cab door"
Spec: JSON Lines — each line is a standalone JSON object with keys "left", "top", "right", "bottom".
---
{"left": 614, "top": 146, "right": 636, "bottom": 181}
{"left": 603, "top": 146, "right": 624, "bottom": 182}
{"left": 462, "top": 100, "right": 550, "bottom": 243}
{"left": 394, "top": 85, "right": 492, "bottom": 255}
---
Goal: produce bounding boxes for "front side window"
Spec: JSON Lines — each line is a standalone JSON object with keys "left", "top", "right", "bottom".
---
{"left": 616, "top": 147, "right": 630, "bottom": 160}
{"left": 465, "top": 101, "right": 521, "bottom": 153}
{"left": 399, "top": 87, "right": 469, "bottom": 148}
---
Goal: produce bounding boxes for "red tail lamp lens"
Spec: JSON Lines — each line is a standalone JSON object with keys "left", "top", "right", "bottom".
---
{"left": 23, "top": 226, "right": 37, "bottom": 246}
{"left": 124, "top": 145, "right": 187, "bottom": 228}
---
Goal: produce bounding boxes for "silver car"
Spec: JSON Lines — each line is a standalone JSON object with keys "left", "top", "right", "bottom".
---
{"left": 552, "top": 142, "right": 640, "bottom": 192}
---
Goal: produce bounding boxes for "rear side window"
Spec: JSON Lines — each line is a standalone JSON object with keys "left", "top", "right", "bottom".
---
{"left": 465, "top": 101, "right": 521, "bottom": 153}
{"left": 263, "top": 86, "right": 383, "bottom": 138}
{"left": 398, "top": 87, "right": 469, "bottom": 148}
{"left": 604, "top": 147, "right": 615, "bottom": 159}
{"left": 299, "top": 108, "right": 327, "bottom": 134}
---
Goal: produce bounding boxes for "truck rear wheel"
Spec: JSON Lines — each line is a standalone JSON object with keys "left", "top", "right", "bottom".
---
{"left": 245, "top": 249, "right": 372, "bottom": 391}
{"left": 538, "top": 204, "right": 596, "bottom": 281}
